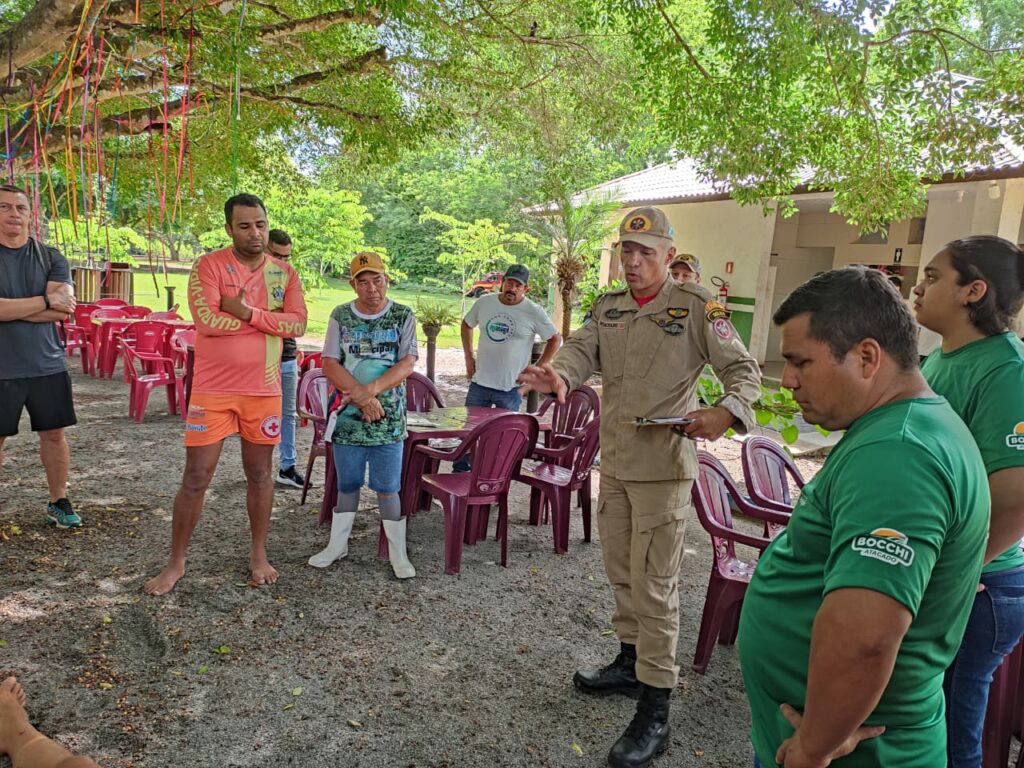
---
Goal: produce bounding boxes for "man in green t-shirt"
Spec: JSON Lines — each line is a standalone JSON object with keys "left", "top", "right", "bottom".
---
{"left": 739, "top": 267, "right": 990, "bottom": 768}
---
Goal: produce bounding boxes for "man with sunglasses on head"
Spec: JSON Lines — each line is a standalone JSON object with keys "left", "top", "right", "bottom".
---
{"left": 266, "top": 229, "right": 308, "bottom": 490}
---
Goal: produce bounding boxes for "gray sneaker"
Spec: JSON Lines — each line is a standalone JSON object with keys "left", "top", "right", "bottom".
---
{"left": 46, "top": 498, "right": 82, "bottom": 528}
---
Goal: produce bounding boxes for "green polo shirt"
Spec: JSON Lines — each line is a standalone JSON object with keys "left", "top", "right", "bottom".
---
{"left": 922, "top": 331, "right": 1024, "bottom": 573}
{"left": 739, "top": 397, "right": 989, "bottom": 767}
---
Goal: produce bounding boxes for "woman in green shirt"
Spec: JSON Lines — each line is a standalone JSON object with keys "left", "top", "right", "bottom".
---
{"left": 914, "top": 234, "right": 1024, "bottom": 767}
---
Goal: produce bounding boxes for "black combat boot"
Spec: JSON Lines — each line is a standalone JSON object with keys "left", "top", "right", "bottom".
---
{"left": 607, "top": 683, "right": 672, "bottom": 768}
{"left": 573, "top": 643, "right": 642, "bottom": 697}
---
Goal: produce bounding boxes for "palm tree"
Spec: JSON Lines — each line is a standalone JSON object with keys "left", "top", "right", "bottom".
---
{"left": 528, "top": 194, "right": 620, "bottom": 338}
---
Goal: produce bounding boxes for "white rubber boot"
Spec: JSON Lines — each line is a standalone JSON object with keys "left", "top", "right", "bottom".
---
{"left": 382, "top": 518, "right": 416, "bottom": 579}
{"left": 308, "top": 511, "right": 356, "bottom": 568}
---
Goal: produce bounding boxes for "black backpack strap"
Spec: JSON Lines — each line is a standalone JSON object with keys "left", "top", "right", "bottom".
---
{"left": 28, "top": 238, "right": 67, "bottom": 349}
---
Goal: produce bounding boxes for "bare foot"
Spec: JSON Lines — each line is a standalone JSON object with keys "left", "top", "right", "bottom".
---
{"left": 249, "top": 558, "right": 279, "bottom": 586}
{"left": 0, "top": 676, "right": 32, "bottom": 756}
{"left": 144, "top": 563, "right": 185, "bottom": 596}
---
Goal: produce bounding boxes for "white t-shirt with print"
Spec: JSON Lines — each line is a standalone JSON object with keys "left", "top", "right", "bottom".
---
{"left": 464, "top": 293, "right": 558, "bottom": 392}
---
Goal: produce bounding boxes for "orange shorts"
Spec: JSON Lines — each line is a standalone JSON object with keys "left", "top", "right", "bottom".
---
{"left": 184, "top": 393, "right": 283, "bottom": 447}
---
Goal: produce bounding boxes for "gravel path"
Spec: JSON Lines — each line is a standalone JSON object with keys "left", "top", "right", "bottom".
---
{"left": 0, "top": 353, "right": 821, "bottom": 768}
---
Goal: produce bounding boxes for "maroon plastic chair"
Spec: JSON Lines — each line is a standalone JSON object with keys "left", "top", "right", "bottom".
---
{"left": 122, "top": 305, "right": 153, "bottom": 318}
{"left": 297, "top": 368, "right": 332, "bottom": 505}
{"left": 405, "top": 371, "right": 447, "bottom": 513}
{"left": 741, "top": 435, "right": 805, "bottom": 511}
{"left": 94, "top": 298, "right": 128, "bottom": 308}
{"left": 536, "top": 385, "right": 601, "bottom": 448}
{"left": 415, "top": 413, "right": 538, "bottom": 575}
{"left": 516, "top": 417, "right": 601, "bottom": 554}
{"left": 690, "top": 451, "right": 789, "bottom": 674}
{"left": 406, "top": 371, "right": 445, "bottom": 413}
{"left": 532, "top": 385, "right": 601, "bottom": 521}
{"left": 984, "top": 637, "right": 1024, "bottom": 768}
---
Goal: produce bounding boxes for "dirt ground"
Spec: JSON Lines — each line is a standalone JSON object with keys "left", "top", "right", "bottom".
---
{"left": 0, "top": 349, "right": 823, "bottom": 768}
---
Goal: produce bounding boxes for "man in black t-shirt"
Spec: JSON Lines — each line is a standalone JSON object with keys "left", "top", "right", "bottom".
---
{"left": 0, "top": 184, "right": 81, "bottom": 527}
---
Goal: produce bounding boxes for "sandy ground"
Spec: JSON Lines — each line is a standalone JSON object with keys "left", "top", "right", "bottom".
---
{"left": 0, "top": 349, "right": 823, "bottom": 768}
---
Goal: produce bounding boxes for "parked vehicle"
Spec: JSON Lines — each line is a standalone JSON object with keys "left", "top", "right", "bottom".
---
{"left": 465, "top": 271, "right": 505, "bottom": 298}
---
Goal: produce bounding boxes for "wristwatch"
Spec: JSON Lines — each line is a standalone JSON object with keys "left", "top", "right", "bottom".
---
{"left": 42, "top": 294, "right": 50, "bottom": 310}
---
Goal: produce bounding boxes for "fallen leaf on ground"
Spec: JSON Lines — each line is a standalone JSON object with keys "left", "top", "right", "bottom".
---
{"left": 599, "top": 628, "right": 615, "bottom": 636}
{"left": 571, "top": 742, "right": 583, "bottom": 756}
{"left": 347, "top": 719, "right": 362, "bottom": 728}
{"left": 291, "top": 687, "right": 303, "bottom": 696}
{"left": 212, "top": 645, "right": 231, "bottom": 655}
{"left": 198, "top": 666, "right": 209, "bottom": 674}
{"left": 282, "top": 703, "right": 294, "bottom": 711}
{"left": 99, "top": 682, "right": 113, "bottom": 690}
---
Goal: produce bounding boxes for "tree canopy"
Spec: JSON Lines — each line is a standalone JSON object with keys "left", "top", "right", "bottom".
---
{"left": 0, "top": 0, "right": 1020, "bottom": 238}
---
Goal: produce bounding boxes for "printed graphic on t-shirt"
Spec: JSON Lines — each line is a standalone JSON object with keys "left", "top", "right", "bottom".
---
{"left": 1007, "top": 422, "right": 1024, "bottom": 449}
{"left": 485, "top": 312, "right": 516, "bottom": 344}
{"left": 851, "top": 528, "right": 916, "bottom": 567}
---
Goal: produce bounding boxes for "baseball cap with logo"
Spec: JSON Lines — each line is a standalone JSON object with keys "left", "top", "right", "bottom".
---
{"left": 350, "top": 251, "right": 387, "bottom": 279}
{"left": 503, "top": 264, "right": 530, "bottom": 285}
{"left": 618, "top": 207, "right": 675, "bottom": 249}
{"left": 670, "top": 253, "right": 701, "bottom": 275}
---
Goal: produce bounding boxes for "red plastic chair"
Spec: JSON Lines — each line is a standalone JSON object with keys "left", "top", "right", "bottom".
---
{"left": 741, "top": 436, "right": 805, "bottom": 512}
{"left": 300, "top": 351, "right": 323, "bottom": 377}
{"left": 90, "top": 308, "right": 130, "bottom": 378}
{"left": 122, "top": 341, "right": 183, "bottom": 422}
{"left": 69, "top": 304, "right": 98, "bottom": 374}
{"left": 118, "top": 321, "right": 173, "bottom": 382}
{"left": 94, "top": 298, "right": 128, "bottom": 308}
{"left": 169, "top": 328, "right": 196, "bottom": 369}
{"left": 690, "top": 451, "right": 789, "bottom": 674}
{"left": 122, "top": 305, "right": 153, "bottom": 318}
{"left": 297, "top": 368, "right": 332, "bottom": 505}
{"left": 415, "top": 413, "right": 539, "bottom": 575}
{"left": 516, "top": 417, "right": 601, "bottom": 553}
{"left": 406, "top": 371, "right": 445, "bottom": 412}
{"left": 146, "top": 310, "right": 184, "bottom": 321}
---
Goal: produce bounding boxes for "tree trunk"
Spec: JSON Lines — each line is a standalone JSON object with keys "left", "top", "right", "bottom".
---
{"left": 423, "top": 324, "right": 441, "bottom": 381}
{"left": 560, "top": 285, "right": 573, "bottom": 338}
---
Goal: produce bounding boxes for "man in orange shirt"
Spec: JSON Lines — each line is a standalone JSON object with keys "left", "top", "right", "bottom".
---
{"left": 145, "top": 193, "right": 307, "bottom": 595}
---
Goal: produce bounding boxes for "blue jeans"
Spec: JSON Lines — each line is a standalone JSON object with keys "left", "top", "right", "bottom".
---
{"left": 279, "top": 358, "right": 298, "bottom": 471}
{"left": 945, "top": 563, "right": 1024, "bottom": 767}
{"left": 333, "top": 442, "right": 404, "bottom": 494}
{"left": 453, "top": 382, "right": 523, "bottom": 472}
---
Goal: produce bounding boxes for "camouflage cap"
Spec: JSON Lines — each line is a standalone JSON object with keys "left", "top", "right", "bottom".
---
{"left": 670, "top": 253, "right": 701, "bottom": 275}
{"left": 618, "top": 207, "right": 675, "bottom": 248}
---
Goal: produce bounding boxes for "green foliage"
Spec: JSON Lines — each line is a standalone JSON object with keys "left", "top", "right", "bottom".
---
{"left": 261, "top": 186, "right": 374, "bottom": 289}
{"left": 419, "top": 209, "right": 539, "bottom": 314}
{"left": 698, "top": 370, "right": 807, "bottom": 445}
{"left": 415, "top": 299, "right": 460, "bottom": 329}
{"left": 49, "top": 219, "right": 143, "bottom": 266}
{"left": 588, "top": 0, "right": 1024, "bottom": 232}
{"left": 526, "top": 194, "right": 621, "bottom": 337}
{"left": 579, "top": 280, "right": 626, "bottom": 319}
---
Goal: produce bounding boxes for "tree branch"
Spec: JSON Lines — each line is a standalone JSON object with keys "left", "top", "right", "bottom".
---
{"left": 258, "top": 7, "right": 382, "bottom": 40}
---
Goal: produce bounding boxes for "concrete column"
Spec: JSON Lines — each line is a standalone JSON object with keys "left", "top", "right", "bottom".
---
{"left": 998, "top": 179, "right": 1024, "bottom": 243}
{"left": 748, "top": 203, "right": 779, "bottom": 365}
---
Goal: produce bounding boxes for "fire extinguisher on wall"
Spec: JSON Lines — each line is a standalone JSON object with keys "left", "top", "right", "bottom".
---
{"left": 711, "top": 275, "right": 730, "bottom": 304}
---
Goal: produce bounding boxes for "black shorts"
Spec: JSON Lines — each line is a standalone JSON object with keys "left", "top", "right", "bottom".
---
{"left": 0, "top": 372, "right": 77, "bottom": 437}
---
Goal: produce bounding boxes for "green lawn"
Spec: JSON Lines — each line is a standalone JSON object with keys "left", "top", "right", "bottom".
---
{"left": 133, "top": 271, "right": 468, "bottom": 349}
